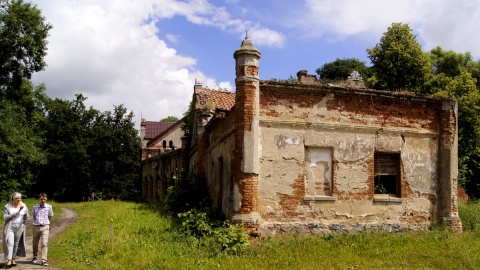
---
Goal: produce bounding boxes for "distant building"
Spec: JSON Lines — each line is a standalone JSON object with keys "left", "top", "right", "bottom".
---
{"left": 141, "top": 38, "right": 462, "bottom": 234}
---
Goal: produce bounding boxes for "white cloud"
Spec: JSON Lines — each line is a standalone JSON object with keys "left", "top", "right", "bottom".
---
{"left": 151, "top": 0, "right": 285, "bottom": 47}
{"left": 418, "top": 0, "right": 480, "bottom": 55}
{"left": 298, "top": 0, "right": 421, "bottom": 39}
{"left": 247, "top": 27, "right": 286, "bottom": 48}
{"left": 165, "top": 33, "right": 180, "bottom": 44}
{"left": 30, "top": 0, "right": 234, "bottom": 127}
{"left": 295, "top": 0, "right": 480, "bottom": 57}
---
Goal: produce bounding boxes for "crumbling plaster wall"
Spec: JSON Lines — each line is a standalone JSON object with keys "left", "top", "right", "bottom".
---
{"left": 205, "top": 136, "right": 234, "bottom": 216}
{"left": 257, "top": 85, "right": 445, "bottom": 235}
{"left": 204, "top": 112, "right": 237, "bottom": 217}
{"left": 141, "top": 150, "right": 183, "bottom": 202}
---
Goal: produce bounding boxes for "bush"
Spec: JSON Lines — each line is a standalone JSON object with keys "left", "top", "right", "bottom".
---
{"left": 214, "top": 221, "right": 250, "bottom": 254}
{"left": 164, "top": 171, "right": 211, "bottom": 215}
{"left": 178, "top": 209, "right": 214, "bottom": 237}
{"left": 177, "top": 209, "right": 250, "bottom": 254}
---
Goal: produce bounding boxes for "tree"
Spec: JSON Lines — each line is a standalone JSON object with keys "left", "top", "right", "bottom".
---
{"left": 429, "top": 46, "right": 480, "bottom": 88}
{"left": 0, "top": 0, "right": 51, "bottom": 201}
{"left": 37, "top": 94, "right": 141, "bottom": 201}
{"left": 316, "top": 58, "right": 371, "bottom": 82}
{"left": 0, "top": 81, "right": 48, "bottom": 200}
{"left": 37, "top": 94, "right": 96, "bottom": 201}
{"left": 367, "top": 23, "right": 431, "bottom": 91}
{"left": 0, "top": 0, "right": 52, "bottom": 94}
{"left": 160, "top": 116, "right": 179, "bottom": 122}
{"left": 88, "top": 105, "right": 140, "bottom": 199}
{"left": 457, "top": 87, "right": 480, "bottom": 198}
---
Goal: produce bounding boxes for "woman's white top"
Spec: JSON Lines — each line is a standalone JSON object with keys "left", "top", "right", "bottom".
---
{"left": 6, "top": 203, "right": 28, "bottom": 224}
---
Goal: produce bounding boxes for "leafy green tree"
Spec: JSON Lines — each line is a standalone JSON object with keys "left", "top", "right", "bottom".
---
{"left": 429, "top": 47, "right": 472, "bottom": 77}
{"left": 89, "top": 105, "right": 140, "bottom": 199}
{"left": 426, "top": 69, "right": 480, "bottom": 198}
{"left": 0, "top": 81, "right": 48, "bottom": 200}
{"left": 38, "top": 94, "right": 141, "bottom": 201}
{"left": 37, "top": 94, "right": 96, "bottom": 201}
{"left": 316, "top": 58, "right": 371, "bottom": 82}
{"left": 160, "top": 116, "right": 179, "bottom": 122}
{"left": 429, "top": 47, "right": 480, "bottom": 88}
{"left": 367, "top": 23, "right": 431, "bottom": 91}
{"left": 0, "top": 0, "right": 52, "bottom": 94}
{"left": 0, "top": 0, "right": 51, "bottom": 201}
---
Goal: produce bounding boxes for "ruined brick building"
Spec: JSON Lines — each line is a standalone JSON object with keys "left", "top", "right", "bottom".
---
{"left": 141, "top": 38, "right": 462, "bottom": 235}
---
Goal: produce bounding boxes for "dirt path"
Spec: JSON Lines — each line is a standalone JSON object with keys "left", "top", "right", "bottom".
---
{"left": 1, "top": 208, "right": 78, "bottom": 270}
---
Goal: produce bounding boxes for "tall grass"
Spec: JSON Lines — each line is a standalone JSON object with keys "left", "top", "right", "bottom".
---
{"left": 49, "top": 200, "right": 480, "bottom": 269}
{"left": 459, "top": 200, "right": 480, "bottom": 231}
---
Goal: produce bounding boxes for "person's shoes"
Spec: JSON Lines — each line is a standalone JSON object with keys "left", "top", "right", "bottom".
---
{"left": 31, "top": 257, "right": 37, "bottom": 264}
{"left": 41, "top": 260, "right": 48, "bottom": 267}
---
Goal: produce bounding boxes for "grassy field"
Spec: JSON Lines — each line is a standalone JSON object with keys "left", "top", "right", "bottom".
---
{"left": 47, "top": 200, "right": 480, "bottom": 270}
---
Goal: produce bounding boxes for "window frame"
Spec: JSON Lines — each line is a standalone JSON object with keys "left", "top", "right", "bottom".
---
{"left": 374, "top": 151, "right": 401, "bottom": 198}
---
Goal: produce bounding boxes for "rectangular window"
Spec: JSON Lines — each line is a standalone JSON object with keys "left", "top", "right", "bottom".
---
{"left": 374, "top": 152, "right": 401, "bottom": 197}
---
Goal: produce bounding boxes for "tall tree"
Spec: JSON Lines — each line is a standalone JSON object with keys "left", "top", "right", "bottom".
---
{"left": 429, "top": 46, "right": 480, "bottom": 88}
{"left": 367, "top": 23, "right": 431, "bottom": 91}
{"left": 89, "top": 105, "right": 140, "bottom": 199}
{"left": 316, "top": 58, "right": 371, "bottom": 82}
{"left": 0, "top": 81, "right": 48, "bottom": 200}
{"left": 38, "top": 95, "right": 141, "bottom": 201}
{"left": 0, "top": 0, "right": 52, "bottom": 95}
{"left": 37, "top": 94, "right": 97, "bottom": 201}
{"left": 0, "top": 0, "right": 51, "bottom": 201}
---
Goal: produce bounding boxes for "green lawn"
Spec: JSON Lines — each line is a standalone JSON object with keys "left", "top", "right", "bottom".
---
{"left": 48, "top": 200, "right": 480, "bottom": 270}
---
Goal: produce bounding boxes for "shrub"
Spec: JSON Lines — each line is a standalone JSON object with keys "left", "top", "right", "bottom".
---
{"left": 178, "top": 209, "right": 214, "bottom": 237}
{"left": 177, "top": 209, "right": 250, "bottom": 253}
{"left": 214, "top": 221, "right": 250, "bottom": 254}
{"left": 164, "top": 171, "right": 211, "bottom": 215}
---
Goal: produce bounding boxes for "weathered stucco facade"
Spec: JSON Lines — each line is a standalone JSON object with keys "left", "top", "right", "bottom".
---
{"left": 142, "top": 37, "right": 462, "bottom": 235}
{"left": 256, "top": 82, "right": 460, "bottom": 235}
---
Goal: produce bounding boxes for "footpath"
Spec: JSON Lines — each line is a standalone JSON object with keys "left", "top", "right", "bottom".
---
{"left": 1, "top": 208, "right": 78, "bottom": 270}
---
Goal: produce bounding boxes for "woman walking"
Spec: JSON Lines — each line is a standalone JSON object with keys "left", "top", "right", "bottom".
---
{"left": 3, "top": 192, "right": 28, "bottom": 268}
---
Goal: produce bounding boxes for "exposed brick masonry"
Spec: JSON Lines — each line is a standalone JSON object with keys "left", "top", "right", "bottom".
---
{"left": 260, "top": 84, "right": 445, "bottom": 132}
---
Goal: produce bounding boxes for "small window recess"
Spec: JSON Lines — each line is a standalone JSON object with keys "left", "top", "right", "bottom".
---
{"left": 373, "top": 152, "right": 402, "bottom": 203}
{"left": 303, "top": 147, "right": 336, "bottom": 202}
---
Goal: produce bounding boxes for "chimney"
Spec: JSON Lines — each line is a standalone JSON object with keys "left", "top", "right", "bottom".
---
{"left": 140, "top": 118, "right": 147, "bottom": 148}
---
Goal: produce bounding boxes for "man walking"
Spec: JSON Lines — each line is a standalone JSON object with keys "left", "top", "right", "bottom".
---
{"left": 31, "top": 193, "right": 54, "bottom": 267}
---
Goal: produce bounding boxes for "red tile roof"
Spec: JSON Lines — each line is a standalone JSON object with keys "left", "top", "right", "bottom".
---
{"left": 147, "top": 120, "right": 183, "bottom": 147}
{"left": 144, "top": 121, "right": 176, "bottom": 139}
{"left": 196, "top": 88, "right": 236, "bottom": 110}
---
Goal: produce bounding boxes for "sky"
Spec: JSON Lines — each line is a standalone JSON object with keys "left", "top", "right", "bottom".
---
{"left": 30, "top": 0, "right": 480, "bottom": 129}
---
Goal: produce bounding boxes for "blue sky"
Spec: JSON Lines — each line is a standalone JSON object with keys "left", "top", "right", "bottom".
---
{"left": 30, "top": 0, "right": 480, "bottom": 127}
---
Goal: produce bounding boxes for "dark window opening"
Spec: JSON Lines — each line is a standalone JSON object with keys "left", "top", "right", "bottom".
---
{"left": 374, "top": 152, "right": 400, "bottom": 196}
{"left": 217, "top": 157, "right": 224, "bottom": 209}
{"left": 162, "top": 140, "right": 166, "bottom": 149}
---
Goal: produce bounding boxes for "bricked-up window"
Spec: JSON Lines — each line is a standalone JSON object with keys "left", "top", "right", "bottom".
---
{"left": 305, "top": 147, "right": 333, "bottom": 196}
{"left": 374, "top": 152, "right": 400, "bottom": 196}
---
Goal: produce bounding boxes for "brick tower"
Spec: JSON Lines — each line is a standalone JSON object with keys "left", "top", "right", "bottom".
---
{"left": 231, "top": 36, "right": 261, "bottom": 230}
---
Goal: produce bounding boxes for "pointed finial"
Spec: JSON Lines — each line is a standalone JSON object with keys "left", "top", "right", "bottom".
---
{"left": 245, "top": 30, "right": 248, "bottom": 40}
